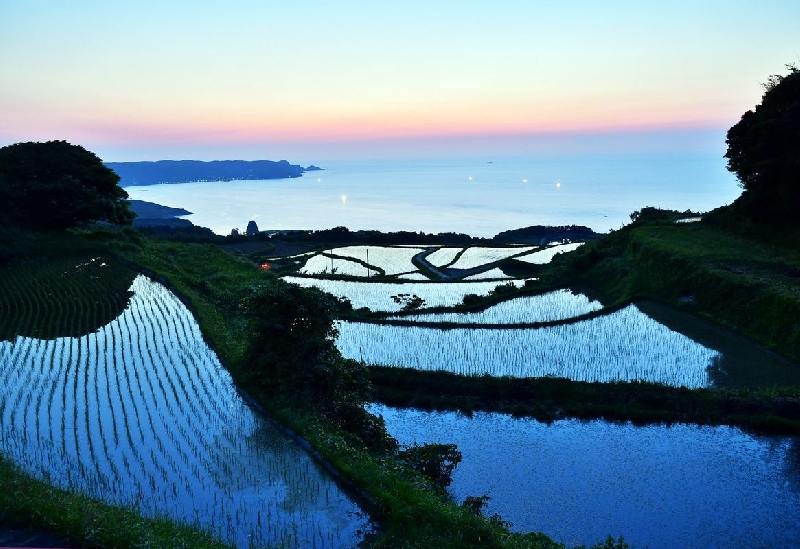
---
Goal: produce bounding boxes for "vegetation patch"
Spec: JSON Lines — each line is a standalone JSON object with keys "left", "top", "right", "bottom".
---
{"left": 0, "top": 456, "right": 230, "bottom": 549}
{"left": 369, "top": 366, "right": 800, "bottom": 435}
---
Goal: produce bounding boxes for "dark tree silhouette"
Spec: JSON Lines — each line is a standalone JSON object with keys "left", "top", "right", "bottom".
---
{"left": 724, "top": 65, "right": 800, "bottom": 225}
{"left": 0, "top": 140, "right": 134, "bottom": 230}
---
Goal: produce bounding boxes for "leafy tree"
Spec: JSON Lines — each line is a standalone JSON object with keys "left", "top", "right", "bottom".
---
{"left": 0, "top": 140, "right": 134, "bottom": 230}
{"left": 241, "top": 280, "right": 399, "bottom": 452}
{"left": 398, "top": 443, "right": 462, "bottom": 490}
{"left": 241, "top": 282, "right": 368, "bottom": 407}
{"left": 724, "top": 65, "right": 800, "bottom": 225}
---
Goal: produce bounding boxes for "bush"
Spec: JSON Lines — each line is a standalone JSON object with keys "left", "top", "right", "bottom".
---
{"left": 399, "top": 443, "right": 462, "bottom": 490}
{"left": 240, "top": 280, "right": 373, "bottom": 425}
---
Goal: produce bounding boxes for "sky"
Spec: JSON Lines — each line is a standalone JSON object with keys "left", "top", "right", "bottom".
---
{"left": 1, "top": 1, "right": 798, "bottom": 162}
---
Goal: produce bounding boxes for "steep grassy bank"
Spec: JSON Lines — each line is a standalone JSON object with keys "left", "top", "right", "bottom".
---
{"left": 369, "top": 367, "right": 800, "bottom": 434}
{"left": 552, "top": 215, "right": 800, "bottom": 363}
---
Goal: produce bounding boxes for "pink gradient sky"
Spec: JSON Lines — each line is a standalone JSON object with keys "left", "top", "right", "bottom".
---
{"left": 1, "top": 1, "right": 798, "bottom": 162}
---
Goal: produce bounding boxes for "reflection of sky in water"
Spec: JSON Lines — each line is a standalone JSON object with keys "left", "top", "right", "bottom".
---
{"left": 0, "top": 276, "right": 369, "bottom": 549}
{"left": 125, "top": 153, "right": 739, "bottom": 236}
{"left": 371, "top": 404, "right": 800, "bottom": 549}
{"left": 338, "top": 304, "right": 720, "bottom": 387}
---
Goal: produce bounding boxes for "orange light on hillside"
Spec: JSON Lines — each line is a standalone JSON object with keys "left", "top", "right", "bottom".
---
{"left": 260, "top": 263, "right": 271, "bottom": 270}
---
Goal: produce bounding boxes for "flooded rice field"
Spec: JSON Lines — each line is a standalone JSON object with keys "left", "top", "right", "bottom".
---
{"left": 370, "top": 403, "right": 800, "bottom": 549}
{"left": 0, "top": 275, "right": 370, "bottom": 548}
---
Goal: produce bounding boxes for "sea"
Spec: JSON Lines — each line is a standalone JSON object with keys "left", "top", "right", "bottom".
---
{"left": 124, "top": 152, "right": 741, "bottom": 237}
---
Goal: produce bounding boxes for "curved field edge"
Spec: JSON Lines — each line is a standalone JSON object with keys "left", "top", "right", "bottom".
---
{"left": 551, "top": 217, "right": 800, "bottom": 364}
{"left": 368, "top": 367, "right": 800, "bottom": 435}
{"left": 0, "top": 456, "right": 231, "bottom": 549}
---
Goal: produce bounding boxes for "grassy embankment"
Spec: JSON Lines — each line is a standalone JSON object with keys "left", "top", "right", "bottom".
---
{"left": 369, "top": 212, "right": 800, "bottom": 434}
{"left": 2, "top": 227, "right": 619, "bottom": 549}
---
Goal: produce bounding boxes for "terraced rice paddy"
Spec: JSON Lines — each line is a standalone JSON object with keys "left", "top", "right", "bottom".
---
{"left": 425, "top": 247, "right": 463, "bottom": 267}
{"left": 324, "top": 245, "right": 425, "bottom": 275}
{"left": 0, "top": 255, "right": 136, "bottom": 341}
{"left": 462, "top": 268, "right": 513, "bottom": 280}
{"left": 282, "top": 276, "right": 527, "bottom": 313}
{"left": 396, "top": 272, "right": 431, "bottom": 280}
{"left": 515, "top": 242, "right": 585, "bottom": 264}
{"left": 337, "top": 304, "right": 720, "bottom": 387}
{"left": 447, "top": 246, "right": 535, "bottom": 269}
{"left": 392, "top": 291, "right": 603, "bottom": 324}
{"left": 300, "top": 253, "right": 377, "bottom": 277}
{"left": 0, "top": 275, "right": 369, "bottom": 549}
{"left": 370, "top": 404, "right": 800, "bottom": 549}
{"left": 298, "top": 246, "right": 424, "bottom": 277}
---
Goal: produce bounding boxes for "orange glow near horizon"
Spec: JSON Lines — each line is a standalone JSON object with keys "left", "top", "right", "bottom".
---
{"left": 1, "top": 2, "right": 796, "bottom": 161}
{"left": 14, "top": 99, "right": 731, "bottom": 150}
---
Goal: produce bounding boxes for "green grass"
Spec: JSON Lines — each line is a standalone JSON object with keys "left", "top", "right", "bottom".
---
{"left": 0, "top": 252, "right": 136, "bottom": 341}
{"left": 369, "top": 366, "right": 800, "bottom": 434}
{"left": 0, "top": 456, "right": 232, "bottom": 549}
{"left": 551, "top": 218, "right": 800, "bottom": 363}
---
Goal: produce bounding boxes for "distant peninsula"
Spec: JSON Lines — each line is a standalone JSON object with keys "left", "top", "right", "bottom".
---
{"left": 106, "top": 159, "right": 321, "bottom": 187}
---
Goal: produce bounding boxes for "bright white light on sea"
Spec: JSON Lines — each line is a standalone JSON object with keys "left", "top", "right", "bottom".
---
{"left": 341, "top": 194, "right": 347, "bottom": 205}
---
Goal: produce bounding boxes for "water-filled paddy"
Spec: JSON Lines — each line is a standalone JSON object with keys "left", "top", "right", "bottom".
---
{"left": 393, "top": 289, "right": 602, "bottom": 324}
{"left": 283, "top": 276, "right": 527, "bottom": 312}
{"left": 371, "top": 404, "right": 800, "bottom": 549}
{"left": 0, "top": 275, "right": 369, "bottom": 548}
{"left": 338, "top": 304, "right": 720, "bottom": 387}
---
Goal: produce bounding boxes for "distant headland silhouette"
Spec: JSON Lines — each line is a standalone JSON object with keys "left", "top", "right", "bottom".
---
{"left": 106, "top": 159, "right": 322, "bottom": 187}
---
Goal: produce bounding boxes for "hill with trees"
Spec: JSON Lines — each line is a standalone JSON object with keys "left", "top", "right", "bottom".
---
{"left": 105, "top": 159, "right": 317, "bottom": 187}
{"left": 0, "top": 140, "right": 134, "bottom": 231}
{"left": 724, "top": 64, "right": 800, "bottom": 226}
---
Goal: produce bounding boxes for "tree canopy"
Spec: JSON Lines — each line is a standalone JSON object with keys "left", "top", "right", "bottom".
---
{"left": 0, "top": 140, "right": 134, "bottom": 231}
{"left": 724, "top": 65, "right": 800, "bottom": 226}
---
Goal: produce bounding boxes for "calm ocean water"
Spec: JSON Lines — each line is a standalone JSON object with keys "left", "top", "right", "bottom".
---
{"left": 125, "top": 152, "right": 740, "bottom": 237}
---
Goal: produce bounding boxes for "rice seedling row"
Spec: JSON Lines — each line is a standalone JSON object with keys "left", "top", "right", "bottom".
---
{"left": 337, "top": 304, "right": 719, "bottom": 388}
{"left": 389, "top": 290, "right": 603, "bottom": 325}
{"left": 0, "top": 275, "right": 368, "bottom": 548}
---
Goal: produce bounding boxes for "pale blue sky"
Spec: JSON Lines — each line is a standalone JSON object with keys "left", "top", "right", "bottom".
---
{"left": 0, "top": 1, "right": 798, "bottom": 161}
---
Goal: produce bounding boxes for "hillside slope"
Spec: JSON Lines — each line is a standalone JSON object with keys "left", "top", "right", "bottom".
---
{"left": 555, "top": 214, "right": 800, "bottom": 363}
